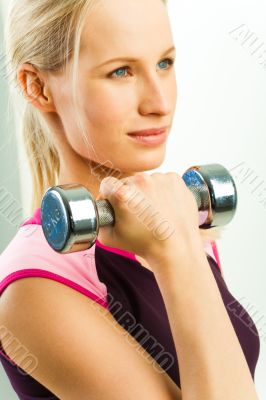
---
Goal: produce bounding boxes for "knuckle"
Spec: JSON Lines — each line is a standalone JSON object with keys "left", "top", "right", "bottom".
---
{"left": 112, "top": 180, "right": 125, "bottom": 195}
{"left": 133, "top": 172, "right": 150, "bottom": 184}
{"left": 150, "top": 172, "right": 164, "bottom": 180}
{"left": 165, "top": 172, "right": 181, "bottom": 185}
{"left": 165, "top": 172, "right": 178, "bottom": 179}
{"left": 114, "top": 185, "right": 130, "bottom": 202}
{"left": 167, "top": 172, "right": 185, "bottom": 187}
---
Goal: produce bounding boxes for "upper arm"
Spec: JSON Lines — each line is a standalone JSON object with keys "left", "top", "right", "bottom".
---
{"left": 0, "top": 278, "right": 182, "bottom": 400}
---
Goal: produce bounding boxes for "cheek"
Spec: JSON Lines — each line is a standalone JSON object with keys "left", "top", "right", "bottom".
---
{"left": 66, "top": 84, "right": 135, "bottom": 158}
{"left": 82, "top": 84, "right": 134, "bottom": 126}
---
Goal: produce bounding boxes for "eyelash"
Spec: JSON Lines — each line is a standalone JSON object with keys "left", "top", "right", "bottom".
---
{"left": 108, "top": 57, "right": 175, "bottom": 79}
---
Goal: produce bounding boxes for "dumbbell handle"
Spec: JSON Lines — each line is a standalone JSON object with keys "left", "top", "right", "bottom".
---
{"left": 95, "top": 199, "right": 115, "bottom": 227}
{"left": 41, "top": 163, "right": 237, "bottom": 253}
{"left": 89, "top": 163, "right": 237, "bottom": 229}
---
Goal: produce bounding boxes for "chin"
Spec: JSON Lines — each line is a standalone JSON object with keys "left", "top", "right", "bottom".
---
{"left": 128, "top": 157, "right": 165, "bottom": 173}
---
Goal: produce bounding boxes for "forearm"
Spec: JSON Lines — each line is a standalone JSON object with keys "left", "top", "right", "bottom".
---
{"left": 146, "top": 237, "right": 259, "bottom": 400}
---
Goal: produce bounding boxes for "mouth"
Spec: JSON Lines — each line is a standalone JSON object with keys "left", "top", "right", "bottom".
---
{"left": 127, "top": 127, "right": 169, "bottom": 146}
{"left": 127, "top": 126, "right": 169, "bottom": 136}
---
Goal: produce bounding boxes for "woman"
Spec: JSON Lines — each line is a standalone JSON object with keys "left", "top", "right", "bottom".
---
{"left": 0, "top": 0, "right": 260, "bottom": 399}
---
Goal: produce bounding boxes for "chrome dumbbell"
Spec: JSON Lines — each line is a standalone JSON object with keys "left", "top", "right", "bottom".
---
{"left": 40, "top": 163, "right": 237, "bottom": 254}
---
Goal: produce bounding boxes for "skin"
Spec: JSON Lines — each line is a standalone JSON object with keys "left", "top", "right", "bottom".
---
{"left": 17, "top": 0, "right": 178, "bottom": 268}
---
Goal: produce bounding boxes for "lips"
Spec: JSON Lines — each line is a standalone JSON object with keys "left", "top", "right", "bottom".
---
{"left": 127, "top": 127, "right": 168, "bottom": 136}
{"left": 127, "top": 128, "right": 168, "bottom": 146}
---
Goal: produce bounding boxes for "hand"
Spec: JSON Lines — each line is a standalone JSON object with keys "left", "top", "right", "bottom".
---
{"left": 96, "top": 172, "right": 202, "bottom": 261}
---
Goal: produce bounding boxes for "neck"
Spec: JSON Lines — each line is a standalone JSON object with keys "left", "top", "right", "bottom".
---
{"left": 58, "top": 156, "right": 135, "bottom": 200}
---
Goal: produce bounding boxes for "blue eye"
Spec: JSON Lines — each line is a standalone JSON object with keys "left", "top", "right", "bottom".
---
{"left": 111, "top": 67, "right": 128, "bottom": 79}
{"left": 108, "top": 57, "right": 175, "bottom": 79}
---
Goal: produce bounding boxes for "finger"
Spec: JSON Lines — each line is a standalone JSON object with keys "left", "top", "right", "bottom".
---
{"left": 99, "top": 176, "right": 124, "bottom": 197}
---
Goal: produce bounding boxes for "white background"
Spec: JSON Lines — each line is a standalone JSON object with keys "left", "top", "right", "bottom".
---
{"left": 0, "top": 0, "right": 265, "bottom": 398}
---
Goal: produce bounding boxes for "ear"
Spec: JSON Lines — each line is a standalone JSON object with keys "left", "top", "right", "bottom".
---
{"left": 17, "top": 63, "right": 56, "bottom": 113}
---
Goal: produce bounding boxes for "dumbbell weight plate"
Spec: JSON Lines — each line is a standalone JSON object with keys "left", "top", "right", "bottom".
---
{"left": 182, "top": 163, "right": 237, "bottom": 228}
{"left": 41, "top": 183, "right": 108, "bottom": 253}
{"left": 41, "top": 163, "right": 237, "bottom": 254}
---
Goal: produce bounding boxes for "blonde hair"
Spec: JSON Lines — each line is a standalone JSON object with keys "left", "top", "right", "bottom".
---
{"left": 3, "top": 0, "right": 223, "bottom": 244}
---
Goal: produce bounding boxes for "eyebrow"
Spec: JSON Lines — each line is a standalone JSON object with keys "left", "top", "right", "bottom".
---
{"left": 93, "top": 45, "right": 176, "bottom": 69}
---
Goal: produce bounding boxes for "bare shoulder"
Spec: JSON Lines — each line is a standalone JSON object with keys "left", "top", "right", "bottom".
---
{"left": 0, "top": 278, "right": 181, "bottom": 400}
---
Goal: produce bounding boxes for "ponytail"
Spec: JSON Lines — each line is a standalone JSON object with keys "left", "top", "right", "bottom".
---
{"left": 22, "top": 103, "right": 59, "bottom": 213}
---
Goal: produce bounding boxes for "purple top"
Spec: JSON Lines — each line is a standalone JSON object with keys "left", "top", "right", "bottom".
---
{"left": 0, "top": 208, "right": 260, "bottom": 399}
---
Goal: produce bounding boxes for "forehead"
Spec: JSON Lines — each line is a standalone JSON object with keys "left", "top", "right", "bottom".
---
{"left": 79, "top": 0, "right": 173, "bottom": 60}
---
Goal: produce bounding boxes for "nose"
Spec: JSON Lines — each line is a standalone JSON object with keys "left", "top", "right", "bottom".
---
{"left": 137, "top": 72, "right": 173, "bottom": 116}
